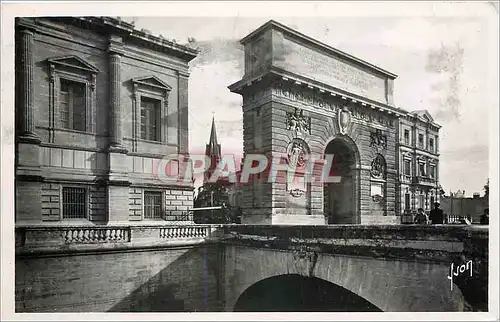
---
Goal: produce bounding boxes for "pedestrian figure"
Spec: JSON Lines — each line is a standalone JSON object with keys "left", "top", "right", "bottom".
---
{"left": 429, "top": 202, "right": 444, "bottom": 224}
{"left": 414, "top": 208, "right": 427, "bottom": 224}
{"left": 480, "top": 208, "right": 489, "bottom": 225}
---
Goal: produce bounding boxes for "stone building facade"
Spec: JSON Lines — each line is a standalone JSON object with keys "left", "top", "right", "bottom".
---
{"left": 15, "top": 17, "right": 197, "bottom": 225}
{"left": 397, "top": 110, "right": 441, "bottom": 215}
{"left": 229, "top": 20, "right": 407, "bottom": 225}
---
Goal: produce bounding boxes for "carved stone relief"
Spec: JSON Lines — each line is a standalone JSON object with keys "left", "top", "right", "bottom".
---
{"left": 273, "top": 82, "right": 395, "bottom": 128}
{"left": 371, "top": 154, "right": 386, "bottom": 179}
{"left": 369, "top": 129, "right": 388, "bottom": 150}
{"left": 274, "top": 82, "right": 337, "bottom": 112}
{"left": 286, "top": 138, "right": 309, "bottom": 169}
{"left": 286, "top": 108, "right": 311, "bottom": 136}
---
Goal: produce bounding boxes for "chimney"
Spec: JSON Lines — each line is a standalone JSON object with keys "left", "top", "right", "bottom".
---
{"left": 473, "top": 193, "right": 480, "bottom": 199}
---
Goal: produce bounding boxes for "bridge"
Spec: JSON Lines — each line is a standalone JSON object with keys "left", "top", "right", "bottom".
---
{"left": 15, "top": 224, "right": 488, "bottom": 312}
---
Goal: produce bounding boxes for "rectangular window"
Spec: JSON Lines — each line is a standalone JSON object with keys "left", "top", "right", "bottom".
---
{"left": 62, "top": 187, "right": 87, "bottom": 219}
{"left": 140, "top": 97, "right": 161, "bottom": 141}
{"left": 429, "top": 165, "right": 435, "bottom": 179}
{"left": 429, "top": 138, "right": 434, "bottom": 152}
{"left": 418, "top": 134, "right": 424, "bottom": 148}
{"left": 60, "top": 79, "right": 86, "bottom": 131}
{"left": 419, "top": 195, "right": 425, "bottom": 209}
{"left": 419, "top": 163, "right": 426, "bottom": 176}
{"left": 404, "top": 193, "right": 410, "bottom": 210}
{"left": 403, "top": 129, "right": 409, "bottom": 145}
{"left": 144, "top": 191, "right": 163, "bottom": 220}
{"left": 404, "top": 160, "right": 411, "bottom": 176}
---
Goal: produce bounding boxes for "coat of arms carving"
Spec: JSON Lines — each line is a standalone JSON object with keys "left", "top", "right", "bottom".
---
{"left": 338, "top": 106, "right": 351, "bottom": 135}
{"left": 286, "top": 108, "right": 311, "bottom": 136}
{"left": 369, "top": 129, "right": 388, "bottom": 149}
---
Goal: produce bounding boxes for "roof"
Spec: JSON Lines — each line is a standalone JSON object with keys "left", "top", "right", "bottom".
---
{"left": 239, "top": 19, "right": 397, "bottom": 79}
{"left": 405, "top": 109, "right": 442, "bottom": 128}
{"left": 88, "top": 17, "right": 199, "bottom": 62}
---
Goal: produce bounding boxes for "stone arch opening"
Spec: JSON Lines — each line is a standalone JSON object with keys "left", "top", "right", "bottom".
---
{"left": 324, "top": 137, "right": 359, "bottom": 224}
{"left": 233, "top": 274, "right": 381, "bottom": 312}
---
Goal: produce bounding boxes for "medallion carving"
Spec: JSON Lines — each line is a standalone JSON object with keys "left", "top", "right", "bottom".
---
{"left": 371, "top": 154, "right": 386, "bottom": 179}
{"left": 286, "top": 108, "right": 311, "bottom": 136}
{"left": 287, "top": 138, "right": 309, "bottom": 169}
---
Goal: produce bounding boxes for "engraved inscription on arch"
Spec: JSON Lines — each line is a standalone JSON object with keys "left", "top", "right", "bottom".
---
{"left": 277, "top": 36, "right": 387, "bottom": 103}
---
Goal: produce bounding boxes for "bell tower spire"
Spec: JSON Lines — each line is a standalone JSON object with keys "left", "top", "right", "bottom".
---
{"left": 205, "top": 114, "right": 221, "bottom": 183}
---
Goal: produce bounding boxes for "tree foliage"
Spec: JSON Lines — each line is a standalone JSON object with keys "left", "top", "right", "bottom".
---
{"left": 193, "top": 181, "right": 238, "bottom": 224}
{"left": 483, "top": 178, "right": 489, "bottom": 198}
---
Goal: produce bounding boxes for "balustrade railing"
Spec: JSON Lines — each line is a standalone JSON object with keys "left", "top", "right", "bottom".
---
{"left": 16, "top": 224, "right": 215, "bottom": 253}
{"left": 62, "top": 227, "right": 130, "bottom": 244}
{"left": 159, "top": 226, "right": 209, "bottom": 239}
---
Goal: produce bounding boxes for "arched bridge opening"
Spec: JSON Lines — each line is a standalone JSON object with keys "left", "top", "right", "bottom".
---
{"left": 233, "top": 274, "right": 382, "bottom": 312}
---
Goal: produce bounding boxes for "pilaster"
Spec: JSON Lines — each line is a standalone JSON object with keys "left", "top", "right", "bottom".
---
{"left": 108, "top": 35, "right": 127, "bottom": 153}
{"left": 178, "top": 71, "right": 189, "bottom": 155}
{"left": 107, "top": 35, "right": 129, "bottom": 222}
{"left": 18, "top": 28, "right": 40, "bottom": 144}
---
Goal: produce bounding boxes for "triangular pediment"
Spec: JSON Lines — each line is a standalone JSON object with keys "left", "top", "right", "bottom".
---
{"left": 47, "top": 55, "right": 98, "bottom": 73}
{"left": 412, "top": 110, "right": 434, "bottom": 123}
{"left": 131, "top": 76, "right": 172, "bottom": 91}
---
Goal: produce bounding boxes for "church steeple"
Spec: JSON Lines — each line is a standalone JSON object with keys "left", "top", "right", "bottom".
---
{"left": 205, "top": 115, "right": 221, "bottom": 183}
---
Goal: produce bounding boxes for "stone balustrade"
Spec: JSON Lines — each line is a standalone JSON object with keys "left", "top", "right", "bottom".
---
{"left": 15, "top": 224, "right": 220, "bottom": 256}
{"left": 159, "top": 226, "right": 209, "bottom": 239}
{"left": 62, "top": 227, "right": 131, "bottom": 244}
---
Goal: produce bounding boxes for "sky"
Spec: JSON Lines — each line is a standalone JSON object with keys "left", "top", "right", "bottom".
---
{"left": 125, "top": 2, "right": 497, "bottom": 195}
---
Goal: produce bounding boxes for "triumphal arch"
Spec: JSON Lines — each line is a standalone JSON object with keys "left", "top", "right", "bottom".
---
{"left": 229, "top": 20, "right": 405, "bottom": 225}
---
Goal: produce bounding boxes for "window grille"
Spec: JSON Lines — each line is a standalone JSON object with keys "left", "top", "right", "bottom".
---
{"left": 144, "top": 191, "right": 163, "bottom": 220}
{"left": 62, "top": 187, "right": 87, "bottom": 219}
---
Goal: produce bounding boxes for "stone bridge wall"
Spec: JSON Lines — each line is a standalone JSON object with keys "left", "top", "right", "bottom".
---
{"left": 15, "top": 224, "right": 226, "bottom": 312}
{"left": 221, "top": 225, "right": 488, "bottom": 312}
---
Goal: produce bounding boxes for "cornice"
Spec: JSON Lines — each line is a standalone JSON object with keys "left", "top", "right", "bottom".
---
{"left": 229, "top": 68, "right": 406, "bottom": 118}
{"left": 16, "top": 17, "right": 199, "bottom": 63}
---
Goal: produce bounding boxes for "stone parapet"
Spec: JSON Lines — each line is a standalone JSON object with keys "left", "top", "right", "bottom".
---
{"left": 15, "top": 224, "right": 224, "bottom": 256}
{"left": 221, "top": 224, "right": 488, "bottom": 263}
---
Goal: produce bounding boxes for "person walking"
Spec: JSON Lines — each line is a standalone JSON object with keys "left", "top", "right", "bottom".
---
{"left": 480, "top": 208, "right": 489, "bottom": 225}
{"left": 414, "top": 208, "right": 428, "bottom": 224}
{"left": 429, "top": 202, "right": 444, "bottom": 224}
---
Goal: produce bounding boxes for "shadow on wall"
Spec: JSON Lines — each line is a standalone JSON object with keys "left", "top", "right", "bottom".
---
{"left": 109, "top": 245, "right": 225, "bottom": 312}
{"left": 233, "top": 274, "right": 382, "bottom": 312}
{"left": 16, "top": 245, "right": 225, "bottom": 312}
